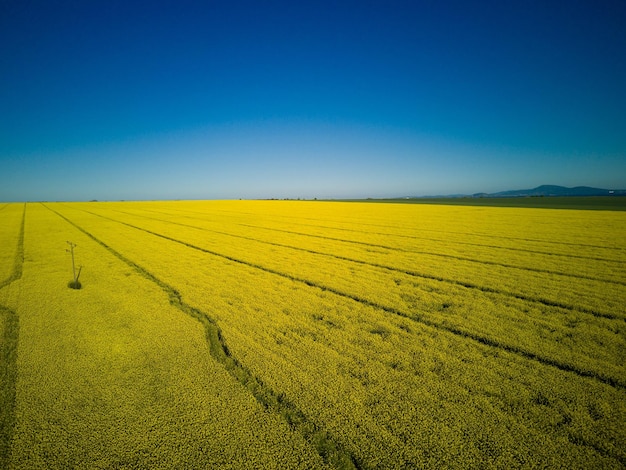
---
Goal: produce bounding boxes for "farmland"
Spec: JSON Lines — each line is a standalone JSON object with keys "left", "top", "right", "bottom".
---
{"left": 1, "top": 200, "right": 625, "bottom": 468}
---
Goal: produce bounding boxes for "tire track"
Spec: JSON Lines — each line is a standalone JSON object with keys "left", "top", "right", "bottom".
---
{"left": 0, "top": 203, "right": 25, "bottom": 469}
{"left": 45, "top": 204, "right": 360, "bottom": 470}
{"left": 84, "top": 206, "right": 623, "bottom": 322}
{"left": 57, "top": 205, "right": 625, "bottom": 390}
{"left": 253, "top": 221, "right": 624, "bottom": 264}
{"left": 161, "top": 203, "right": 625, "bottom": 252}
{"left": 122, "top": 206, "right": 623, "bottom": 264}
{"left": 268, "top": 209, "right": 626, "bottom": 252}
{"left": 108, "top": 205, "right": 626, "bottom": 281}
{"left": 170, "top": 204, "right": 625, "bottom": 263}
{"left": 236, "top": 224, "right": 626, "bottom": 286}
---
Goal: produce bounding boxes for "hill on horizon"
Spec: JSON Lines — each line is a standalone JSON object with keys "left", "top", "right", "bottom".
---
{"left": 416, "top": 185, "right": 626, "bottom": 199}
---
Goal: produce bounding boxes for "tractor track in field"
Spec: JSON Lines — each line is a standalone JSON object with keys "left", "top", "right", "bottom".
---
{"left": 85, "top": 206, "right": 624, "bottom": 322}
{"left": 115, "top": 206, "right": 625, "bottom": 265}
{"left": 135, "top": 204, "right": 626, "bottom": 252}
{"left": 247, "top": 221, "right": 624, "bottom": 264}
{"left": 235, "top": 224, "right": 626, "bottom": 286}
{"left": 97, "top": 205, "right": 626, "bottom": 286}
{"left": 59, "top": 205, "right": 626, "bottom": 391}
{"left": 238, "top": 210, "right": 626, "bottom": 252}
{"left": 0, "top": 203, "right": 25, "bottom": 469}
{"left": 44, "top": 204, "right": 361, "bottom": 470}
{"left": 116, "top": 205, "right": 626, "bottom": 264}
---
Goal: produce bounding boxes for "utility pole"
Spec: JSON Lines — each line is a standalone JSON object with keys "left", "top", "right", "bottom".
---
{"left": 66, "top": 241, "right": 81, "bottom": 288}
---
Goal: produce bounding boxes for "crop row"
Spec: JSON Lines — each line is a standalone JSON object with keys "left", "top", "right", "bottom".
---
{"left": 51, "top": 202, "right": 626, "bottom": 468}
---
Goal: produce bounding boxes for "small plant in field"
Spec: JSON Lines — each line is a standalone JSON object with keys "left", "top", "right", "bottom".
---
{"left": 66, "top": 241, "right": 82, "bottom": 289}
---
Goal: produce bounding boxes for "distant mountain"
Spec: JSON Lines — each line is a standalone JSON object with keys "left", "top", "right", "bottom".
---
{"left": 412, "top": 185, "right": 626, "bottom": 199}
{"left": 485, "top": 185, "right": 625, "bottom": 197}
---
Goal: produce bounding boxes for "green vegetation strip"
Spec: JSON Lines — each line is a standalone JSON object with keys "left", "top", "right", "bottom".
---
{"left": 339, "top": 196, "right": 626, "bottom": 211}
{"left": 0, "top": 204, "right": 25, "bottom": 468}
{"left": 71, "top": 207, "right": 626, "bottom": 390}
{"left": 45, "top": 205, "right": 359, "bottom": 470}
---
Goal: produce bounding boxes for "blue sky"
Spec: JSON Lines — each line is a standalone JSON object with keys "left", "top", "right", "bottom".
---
{"left": 1, "top": 0, "right": 625, "bottom": 201}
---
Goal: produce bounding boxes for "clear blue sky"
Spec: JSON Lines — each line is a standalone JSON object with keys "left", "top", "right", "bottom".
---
{"left": 1, "top": 0, "right": 625, "bottom": 201}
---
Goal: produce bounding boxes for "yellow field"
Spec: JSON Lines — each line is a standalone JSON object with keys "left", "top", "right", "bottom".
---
{"left": 1, "top": 200, "right": 625, "bottom": 468}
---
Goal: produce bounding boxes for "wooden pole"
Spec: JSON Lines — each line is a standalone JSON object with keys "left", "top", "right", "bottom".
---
{"left": 67, "top": 241, "right": 77, "bottom": 284}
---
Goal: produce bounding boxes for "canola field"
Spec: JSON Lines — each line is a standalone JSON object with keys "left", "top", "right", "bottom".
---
{"left": 0, "top": 200, "right": 625, "bottom": 469}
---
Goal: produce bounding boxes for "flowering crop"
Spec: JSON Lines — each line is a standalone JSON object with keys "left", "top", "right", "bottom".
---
{"left": 0, "top": 204, "right": 324, "bottom": 469}
{"left": 2, "top": 200, "right": 625, "bottom": 468}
